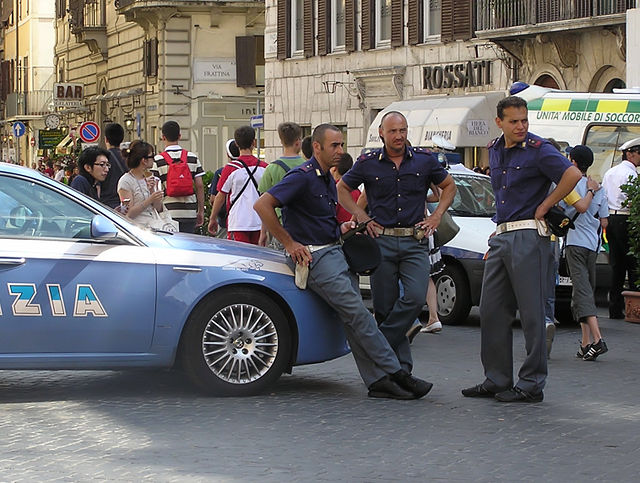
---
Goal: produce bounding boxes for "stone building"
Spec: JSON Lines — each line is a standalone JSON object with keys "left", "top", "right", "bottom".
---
{"left": 54, "top": 0, "right": 265, "bottom": 172}
{"left": 0, "top": 0, "right": 55, "bottom": 167}
{"left": 264, "top": 0, "right": 636, "bottom": 167}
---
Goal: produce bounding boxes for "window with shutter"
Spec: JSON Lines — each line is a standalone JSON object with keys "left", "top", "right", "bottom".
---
{"left": 408, "top": 0, "right": 420, "bottom": 45}
{"left": 292, "top": 0, "right": 305, "bottom": 54}
{"left": 332, "top": 0, "right": 346, "bottom": 51}
{"left": 143, "top": 38, "right": 158, "bottom": 77}
{"left": 440, "top": 0, "right": 453, "bottom": 42}
{"left": 304, "top": 0, "right": 314, "bottom": 57}
{"left": 452, "top": 0, "right": 471, "bottom": 40}
{"left": 376, "top": 0, "right": 392, "bottom": 46}
{"left": 362, "top": 0, "right": 374, "bottom": 50}
{"left": 425, "top": 0, "right": 441, "bottom": 38}
{"left": 345, "top": 0, "right": 356, "bottom": 51}
{"left": 277, "top": 0, "right": 290, "bottom": 60}
{"left": 237, "top": 36, "right": 265, "bottom": 87}
{"left": 391, "top": 0, "right": 403, "bottom": 47}
{"left": 318, "top": 0, "right": 329, "bottom": 55}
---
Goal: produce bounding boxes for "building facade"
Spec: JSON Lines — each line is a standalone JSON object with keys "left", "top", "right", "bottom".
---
{"left": 0, "top": 0, "right": 55, "bottom": 167}
{"left": 265, "top": 0, "right": 636, "bottom": 166}
{"left": 54, "top": 0, "right": 265, "bottom": 172}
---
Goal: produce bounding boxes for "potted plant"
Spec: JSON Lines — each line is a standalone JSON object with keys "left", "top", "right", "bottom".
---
{"left": 621, "top": 175, "right": 640, "bottom": 322}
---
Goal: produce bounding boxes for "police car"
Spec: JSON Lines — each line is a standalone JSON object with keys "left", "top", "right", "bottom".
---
{"left": 0, "top": 162, "right": 349, "bottom": 396}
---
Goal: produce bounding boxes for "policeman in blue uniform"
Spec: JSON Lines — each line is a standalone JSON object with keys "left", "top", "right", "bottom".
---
{"left": 337, "top": 112, "right": 456, "bottom": 374}
{"left": 462, "top": 96, "right": 581, "bottom": 403}
{"left": 254, "top": 123, "right": 433, "bottom": 400}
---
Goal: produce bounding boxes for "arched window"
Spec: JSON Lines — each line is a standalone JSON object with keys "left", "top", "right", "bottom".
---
{"left": 534, "top": 74, "right": 560, "bottom": 89}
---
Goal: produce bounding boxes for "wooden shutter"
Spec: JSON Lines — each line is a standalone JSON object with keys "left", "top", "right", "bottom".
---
{"left": 236, "top": 36, "right": 257, "bottom": 87}
{"left": 277, "top": 0, "right": 290, "bottom": 60}
{"left": 407, "top": 0, "right": 420, "bottom": 45}
{"left": 304, "top": 0, "right": 314, "bottom": 57}
{"left": 143, "top": 38, "right": 158, "bottom": 77}
{"left": 318, "top": 0, "right": 329, "bottom": 56}
{"left": 361, "top": 0, "right": 374, "bottom": 50}
{"left": 0, "top": 61, "right": 9, "bottom": 101}
{"left": 391, "top": 0, "right": 403, "bottom": 47}
{"left": 441, "top": 0, "right": 471, "bottom": 42}
{"left": 345, "top": 0, "right": 356, "bottom": 51}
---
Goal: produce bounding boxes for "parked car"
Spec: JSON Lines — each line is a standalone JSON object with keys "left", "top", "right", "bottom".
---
{"left": 0, "top": 162, "right": 349, "bottom": 396}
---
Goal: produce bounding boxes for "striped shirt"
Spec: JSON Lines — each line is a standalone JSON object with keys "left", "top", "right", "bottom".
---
{"left": 153, "top": 145, "right": 205, "bottom": 222}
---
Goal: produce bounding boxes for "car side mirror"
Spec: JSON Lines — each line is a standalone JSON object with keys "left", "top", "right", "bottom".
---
{"left": 90, "top": 215, "right": 119, "bottom": 239}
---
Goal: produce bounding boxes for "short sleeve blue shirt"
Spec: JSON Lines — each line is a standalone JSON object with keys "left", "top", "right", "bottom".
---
{"left": 341, "top": 146, "right": 448, "bottom": 227}
{"left": 267, "top": 157, "right": 340, "bottom": 245}
{"left": 488, "top": 133, "right": 572, "bottom": 224}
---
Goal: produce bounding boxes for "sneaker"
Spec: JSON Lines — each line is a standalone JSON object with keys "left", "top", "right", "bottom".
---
{"left": 421, "top": 321, "right": 443, "bottom": 333}
{"left": 406, "top": 320, "right": 424, "bottom": 344}
{"left": 576, "top": 343, "right": 591, "bottom": 358}
{"left": 545, "top": 323, "right": 556, "bottom": 359}
{"left": 583, "top": 339, "right": 608, "bottom": 361}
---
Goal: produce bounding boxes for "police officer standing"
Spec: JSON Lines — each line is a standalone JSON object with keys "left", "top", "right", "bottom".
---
{"left": 462, "top": 96, "right": 581, "bottom": 403}
{"left": 602, "top": 137, "right": 640, "bottom": 319}
{"left": 254, "top": 123, "right": 432, "bottom": 400}
{"left": 337, "top": 112, "right": 456, "bottom": 374}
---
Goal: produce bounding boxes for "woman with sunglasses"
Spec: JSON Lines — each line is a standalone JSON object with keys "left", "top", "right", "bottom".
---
{"left": 117, "top": 140, "right": 164, "bottom": 226}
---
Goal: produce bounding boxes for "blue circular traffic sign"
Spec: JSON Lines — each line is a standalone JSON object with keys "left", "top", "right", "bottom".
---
{"left": 79, "top": 121, "right": 101, "bottom": 143}
{"left": 12, "top": 121, "right": 26, "bottom": 138}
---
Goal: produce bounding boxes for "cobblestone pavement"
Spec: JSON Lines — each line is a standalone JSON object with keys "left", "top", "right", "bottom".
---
{"left": 1, "top": 307, "right": 638, "bottom": 482}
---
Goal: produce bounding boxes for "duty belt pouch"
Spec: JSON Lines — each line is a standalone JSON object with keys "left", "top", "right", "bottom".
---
{"left": 535, "top": 219, "right": 551, "bottom": 237}
{"left": 294, "top": 263, "right": 309, "bottom": 290}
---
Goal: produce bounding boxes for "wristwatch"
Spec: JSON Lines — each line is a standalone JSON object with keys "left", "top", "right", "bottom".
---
{"left": 587, "top": 188, "right": 596, "bottom": 195}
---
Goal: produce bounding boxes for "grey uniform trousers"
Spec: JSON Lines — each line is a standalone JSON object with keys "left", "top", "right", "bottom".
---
{"left": 288, "top": 245, "right": 402, "bottom": 386}
{"left": 479, "top": 229, "right": 551, "bottom": 395}
{"left": 370, "top": 235, "right": 430, "bottom": 373}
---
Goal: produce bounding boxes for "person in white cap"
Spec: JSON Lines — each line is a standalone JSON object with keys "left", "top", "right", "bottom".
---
{"left": 602, "top": 137, "right": 640, "bottom": 318}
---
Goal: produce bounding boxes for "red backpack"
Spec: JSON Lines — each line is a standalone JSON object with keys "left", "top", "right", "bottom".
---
{"left": 162, "top": 150, "right": 194, "bottom": 197}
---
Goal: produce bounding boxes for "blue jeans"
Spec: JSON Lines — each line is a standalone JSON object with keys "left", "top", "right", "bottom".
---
{"left": 370, "top": 235, "right": 430, "bottom": 372}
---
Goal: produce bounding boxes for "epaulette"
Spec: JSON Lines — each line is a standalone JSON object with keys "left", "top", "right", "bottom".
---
{"left": 299, "top": 162, "right": 315, "bottom": 172}
{"left": 527, "top": 137, "right": 543, "bottom": 149}
{"left": 412, "top": 146, "right": 432, "bottom": 156}
{"left": 357, "top": 149, "right": 381, "bottom": 163}
{"left": 487, "top": 137, "right": 499, "bottom": 149}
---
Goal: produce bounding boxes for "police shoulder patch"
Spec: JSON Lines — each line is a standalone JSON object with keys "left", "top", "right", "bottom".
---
{"left": 412, "top": 146, "right": 432, "bottom": 155}
{"left": 527, "top": 137, "right": 543, "bottom": 148}
{"left": 299, "top": 162, "right": 315, "bottom": 172}
{"left": 357, "top": 149, "right": 381, "bottom": 163}
{"left": 487, "top": 137, "right": 499, "bottom": 149}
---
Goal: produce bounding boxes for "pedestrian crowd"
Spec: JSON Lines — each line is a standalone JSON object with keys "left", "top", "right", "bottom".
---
{"left": 44, "top": 93, "right": 638, "bottom": 402}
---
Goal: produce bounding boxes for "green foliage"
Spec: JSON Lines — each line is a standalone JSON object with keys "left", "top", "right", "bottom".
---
{"left": 196, "top": 170, "right": 214, "bottom": 236}
{"left": 622, "top": 175, "right": 640, "bottom": 288}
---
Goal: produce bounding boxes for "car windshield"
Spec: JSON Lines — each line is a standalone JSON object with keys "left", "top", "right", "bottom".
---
{"left": 448, "top": 174, "right": 496, "bottom": 217}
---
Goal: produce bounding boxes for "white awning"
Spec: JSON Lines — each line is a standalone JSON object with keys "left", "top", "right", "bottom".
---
{"left": 365, "top": 92, "right": 506, "bottom": 148}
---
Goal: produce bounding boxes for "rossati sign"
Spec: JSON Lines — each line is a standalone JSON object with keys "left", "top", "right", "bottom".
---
{"left": 193, "top": 58, "right": 236, "bottom": 83}
{"left": 423, "top": 61, "right": 492, "bottom": 90}
{"left": 53, "top": 83, "right": 84, "bottom": 107}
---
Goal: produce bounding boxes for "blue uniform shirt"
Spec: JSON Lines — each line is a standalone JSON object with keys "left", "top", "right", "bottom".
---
{"left": 267, "top": 157, "right": 340, "bottom": 245}
{"left": 488, "top": 133, "right": 572, "bottom": 224}
{"left": 341, "top": 146, "right": 448, "bottom": 227}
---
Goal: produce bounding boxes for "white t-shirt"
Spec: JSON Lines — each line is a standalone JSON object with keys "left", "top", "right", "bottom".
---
{"left": 218, "top": 155, "right": 267, "bottom": 231}
{"left": 117, "top": 172, "right": 156, "bottom": 227}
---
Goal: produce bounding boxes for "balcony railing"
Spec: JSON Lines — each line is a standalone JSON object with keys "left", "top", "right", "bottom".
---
{"left": 69, "top": 0, "right": 106, "bottom": 32}
{"left": 475, "top": 0, "right": 637, "bottom": 31}
{"left": 5, "top": 90, "right": 54, "bottom": 117}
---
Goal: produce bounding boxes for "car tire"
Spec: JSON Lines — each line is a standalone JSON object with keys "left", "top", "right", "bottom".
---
{"left": 181, "top": 287, "right": 292, "bottom": 396}
{"left": 434, "top": 264, "right": 472, "bottom": 325}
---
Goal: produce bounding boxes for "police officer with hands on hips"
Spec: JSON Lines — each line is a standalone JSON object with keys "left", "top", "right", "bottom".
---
{"left": 462, "top": 95, "right": 581, "bottom": 403}
{"left": 336, "top": 111, "right": 456, "bottom": 374}
{"left": 254, "top": 123, "right": 433, "bottom": 400}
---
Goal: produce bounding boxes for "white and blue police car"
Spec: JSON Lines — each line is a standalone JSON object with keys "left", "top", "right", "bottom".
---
{"left": 0, "top": 162, "right": 349, "bottom": 396}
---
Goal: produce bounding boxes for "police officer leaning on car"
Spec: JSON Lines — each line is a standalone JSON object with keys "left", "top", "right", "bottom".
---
{"left": 253, "top": 123, "right": 433, "bottom": 400}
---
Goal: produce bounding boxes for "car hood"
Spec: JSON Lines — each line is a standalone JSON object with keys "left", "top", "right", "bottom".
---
{"left": 156, "top": 232, "right": 288, "bottom": 264}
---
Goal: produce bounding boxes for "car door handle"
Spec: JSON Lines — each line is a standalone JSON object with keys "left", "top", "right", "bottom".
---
{"left": 0, "top": 257, "right": 26, "bottom": 266}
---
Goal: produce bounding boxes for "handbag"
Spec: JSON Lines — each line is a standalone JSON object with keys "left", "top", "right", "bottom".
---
{"left": 148, "top": 206, "right": 179, "bottom": 232}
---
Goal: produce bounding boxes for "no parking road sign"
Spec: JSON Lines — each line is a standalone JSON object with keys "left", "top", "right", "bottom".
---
{"left": 79, "top": 121, "right": 101, "bottom": 143}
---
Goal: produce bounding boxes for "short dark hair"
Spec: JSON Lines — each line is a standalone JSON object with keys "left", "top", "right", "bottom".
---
{"left": 234, "top": 125, "right": 255, "bottom": 150}
{"left": 278, "top": 122, "right": 302, "bottom": 147}
{"left": 125, "top": 140, "right": 154, "bottom": 169}
{"left": 78, "top": 146, "right": 110, "bottom": 171}
{"left": 546, "top": 138, "right": 562, "bottom": 152}
{"left": 379, "top": 111, "right": 407, "bottom": 128}
{"left": 337, "top": 153, "right": 353, "bottom": 176}
{"left": 312, "top": 124, "right": 341, "bottom": 145}
{"left": 569, "top": 145, "right": 594, "bottom": 173}
{"left": 496, "top": 96, "right": 528, "bottom": 119}
{"left": 301, "top": 136, "right": 313, "bottom": 159}
{"left": 162, "top": 121, "right": 181, "bottom": 142}
{"left": 104, "top": 123, "right": 125, "bottom": 146}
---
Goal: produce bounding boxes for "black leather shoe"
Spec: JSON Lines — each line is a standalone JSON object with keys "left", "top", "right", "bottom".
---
{"left": 494, "top": 387, "right": 543, "bottom": 403}
{"left": 461, "top": 383, "right": 496, "bottom": 398}
{"left": 391, "top": 370, "right": 433, "bottom": 398}
{"left": 368, "top": 375, "right": 416, "bottom": 400}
